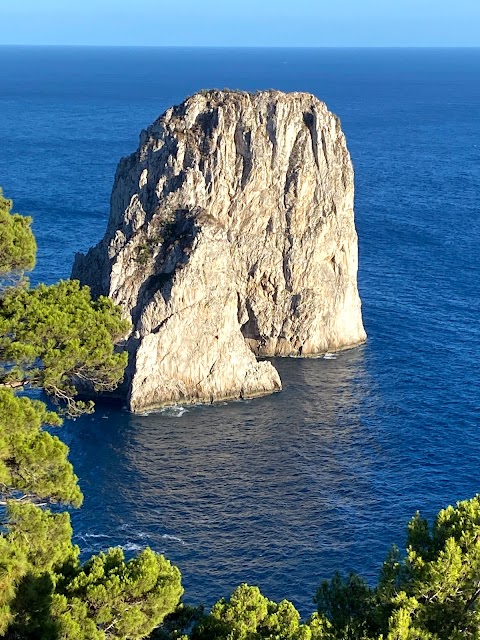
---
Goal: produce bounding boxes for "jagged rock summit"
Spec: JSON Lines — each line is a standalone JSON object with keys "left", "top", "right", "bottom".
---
{"left": 72, "top": 89, "right": 366, "bottom": 412}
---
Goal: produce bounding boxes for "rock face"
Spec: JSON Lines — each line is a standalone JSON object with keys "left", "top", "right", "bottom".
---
{"left": 72, "top": 90, "right": 366, "bottom": 412}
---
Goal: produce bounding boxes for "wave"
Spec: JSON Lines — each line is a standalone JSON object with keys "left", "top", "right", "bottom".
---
{"left": 120, "top": 542, "right": 143, "bottom": 552}
{"left": 160, "top": 406, "right": 189, "bottom": 417}
{"left": 161, "top": 533, "right": 186, "bottom": 545}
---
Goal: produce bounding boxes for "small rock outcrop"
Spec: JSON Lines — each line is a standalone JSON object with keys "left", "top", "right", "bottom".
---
{"left": 72, "top": 90, "right": 366, "bottom": 412}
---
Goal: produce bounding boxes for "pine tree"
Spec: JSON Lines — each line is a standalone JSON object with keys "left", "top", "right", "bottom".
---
{"left": 0, "top": 389, "right": 82, "bottom": 506}
{"left": 190, "top": 584, "right": 328, "bottom": 640}
{"left": 0, "top": 189, "right": 36, "bottom": 290}
{"left": 0, "top": 280, "right": 129, "bottom": 416}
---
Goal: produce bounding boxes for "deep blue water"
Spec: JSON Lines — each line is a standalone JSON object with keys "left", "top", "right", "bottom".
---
{"left": 0, "top": 47, "right": 479, "bottom": 615}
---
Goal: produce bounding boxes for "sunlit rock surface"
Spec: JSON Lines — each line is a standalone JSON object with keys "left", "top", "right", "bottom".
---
{"left": 72, "top": 90, "right": 366, "bottom": 411}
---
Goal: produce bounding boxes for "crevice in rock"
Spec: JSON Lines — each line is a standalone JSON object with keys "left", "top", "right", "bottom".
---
{"left": 234, "top": 124, "right": 253, "bottom": 189}
{"left": 266, "top": 103, "right": 277, "bottom": 153}
{"left": 240, "top": 299, "right": 261, "bottom": 344}
{"left": 320, "top": 131, "right": 329, "bottom": 169}
{"left": 303, "top": 111, "right": 320, "bottom": 170}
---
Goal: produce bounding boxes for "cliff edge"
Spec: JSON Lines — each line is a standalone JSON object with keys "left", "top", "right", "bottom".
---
{"left": 72, "top": 90, "right": 366, "bottom": 412}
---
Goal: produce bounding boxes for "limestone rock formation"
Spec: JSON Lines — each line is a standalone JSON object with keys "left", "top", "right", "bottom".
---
{"left": 72, "top": 90, "right": 366, "bottom": 412}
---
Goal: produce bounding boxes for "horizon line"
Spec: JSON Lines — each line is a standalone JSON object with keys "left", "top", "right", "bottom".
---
{"left": 1, "top": 44, "right": 480, "bottom": 50}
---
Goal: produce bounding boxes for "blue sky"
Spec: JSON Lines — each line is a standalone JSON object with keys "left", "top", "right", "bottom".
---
{"left": 1, "top": 0, "right": 480, "bottom": 47}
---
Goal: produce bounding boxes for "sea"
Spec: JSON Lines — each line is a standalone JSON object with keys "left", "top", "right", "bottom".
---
{"left": 0, "top": 47, "right": 479, "bottom": 615}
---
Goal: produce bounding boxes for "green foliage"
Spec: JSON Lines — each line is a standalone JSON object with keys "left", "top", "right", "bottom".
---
{"left": 52, "top": 547, "right": 183, "bottom": 640}
{"left": 313, "top": 495, "right": 480, "bottom": 640}
{"left": 1, "top": 511, "right": 183, "bottom": 640}
{"left": 0, "top": 279, "right": 129, "bottom": 416}
{"left": 314, "top": 572, "right": 382, "bottom": 640}
{"left": 0, "top": 389, "right": 82, "bottom": 505}
{"left": 0, "top": 188, "right": 129, "bottom": 416}
{"left": 0, "top": 401, "right": 183, "bottom": 639}
{"left": 0, "top": 535, "right": 29, "bottom": 635}
{"left": 0, "top": 386, "right": 82, "bottom": 635}
{"left": 135, "top": 236, "right": 163, "bottom": 265}
{"left": 382, "top": 593, "right": 437, "bottom": 640}
{"left": 150, "top": 604, "right": 205, "bottom": 640}
{"left": 190, "top": 583, "right": 327, "bottom": 640}
{"left": 0, "top": 383, "right": 181, "bottom": 639}
{"left": 0, "top": 189, "right": 36, "bottom": 288}
{"left": 1, "top": 503, "right": 79, "bottom": 639}
{"left": 6, "top": 502, "right": 79, "bottom": 572}
{"left": 396, "top": 495, "right": 480, "bottom": 638}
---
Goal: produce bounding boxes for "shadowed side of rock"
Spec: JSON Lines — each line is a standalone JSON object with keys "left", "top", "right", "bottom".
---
{"left": 72, "top": 89, "right": 366, "bottom": 412}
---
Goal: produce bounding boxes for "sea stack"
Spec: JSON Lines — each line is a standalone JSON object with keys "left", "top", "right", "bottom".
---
{"left": 72, "top": 90, "right": 366, "bottom": 411}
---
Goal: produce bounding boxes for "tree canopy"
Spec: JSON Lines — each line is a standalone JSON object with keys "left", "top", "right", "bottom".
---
{"left": 1, "top": 499, "right": 183, "bottom": 639}
{"left": 0, "top": 388, "right": 82, "bottom": 506}
{"left": 0, "top": 280, "right": 129, "bottom": 416}
{"left": 188, "top": 584, "right": 328, "bottom": 640}
{"left": 0, "top": 187, "right": 129, "bottom": 417}
{"left": 0, "top": 189, "right": 36, "bottom": 287}
{"left": 309, "top": 495, "right": 480, "bottom": 640}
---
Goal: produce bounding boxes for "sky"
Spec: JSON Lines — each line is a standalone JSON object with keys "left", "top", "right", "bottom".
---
{"left": 1, "top": 0, "right": 480, "bottom": 47}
